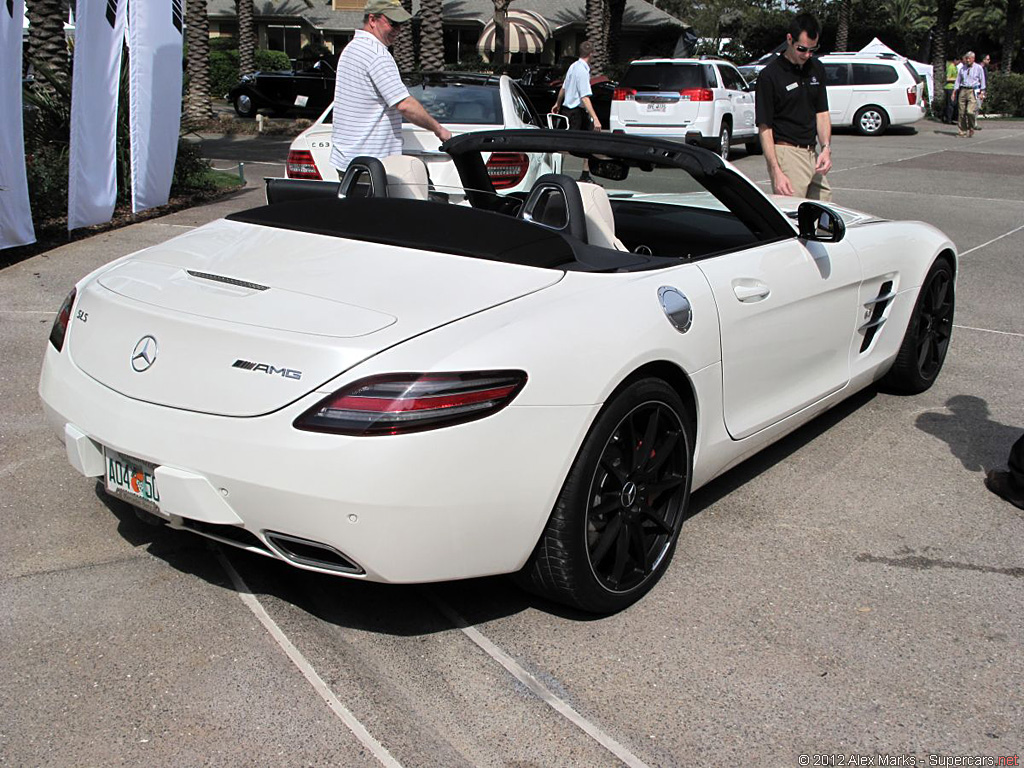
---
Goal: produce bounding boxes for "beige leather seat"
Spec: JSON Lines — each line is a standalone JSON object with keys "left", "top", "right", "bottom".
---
{"left": 382, "top": 155, "right": 430, "bottom": 201}
{"left": 577, "top": 182, "right": 627, "bottom": 251}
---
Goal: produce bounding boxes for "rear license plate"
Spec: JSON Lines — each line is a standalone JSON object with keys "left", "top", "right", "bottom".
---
{"left": 646, "top": 103, "right": 667, "bottom": 112}
{"left": 105, "top": 449, "right": 161, "bottom": 512}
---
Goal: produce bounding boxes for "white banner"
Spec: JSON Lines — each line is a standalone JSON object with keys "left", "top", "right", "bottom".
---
{"left": 0, "top": 0, "right": 36, "bottom": 250}
{"left": 68, "top": 0, "right": 127, "bottom": 230}
{"left": 128, "top": 0, "right": 183, "bottom": 213}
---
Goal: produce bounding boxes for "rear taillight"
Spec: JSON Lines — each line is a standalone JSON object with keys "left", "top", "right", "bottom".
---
{"left": 679, "top": 88, "right": 714, "bottom": 102}
{"left": 294, "top": 371, "right": 527, "bottom": 436}
{"left": 613, "top": 87, "right": 636, "bottom": 101}
{"left": 286, "top": 149, "right": 322, "bottom": 180}
{"left": 485, "top": 152, "right": 529, "bottom": 190}
{"left": 906, "top": 86, "right": 918, "bottom": 105}
{"left": 49, "top": 287, "right": 76, "bottom": 352}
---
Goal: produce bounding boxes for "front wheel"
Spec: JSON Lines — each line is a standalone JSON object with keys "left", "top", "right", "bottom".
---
{"left": 854, "top": 105, "right": 889, "bottom": 136}
{"left": 717, "top": 123, "right": 732, "bottom": 161}
{"left": 233, "top": 93, "right": 257, "bottom": 118}
{"left": 517, "top": 378, "right": 693, "bottom": 614}
{"left": 880, "top": 257, "right": 955, "bottom": 394}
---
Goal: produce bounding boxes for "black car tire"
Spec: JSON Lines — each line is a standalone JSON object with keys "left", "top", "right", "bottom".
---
{"left": 717, "top": 122, "right": 732, "bottom": 161}
{"left": 233, "top": 93, "right": 257, "bottom": 118}
{"left": 854, "top": 105, "right": 889, "bottom": 136}
{"left": 517, "top": 378, "right": 693, "bottom": 614}
{"left": 880, "top": 256, "right": 955, "bottom": 394}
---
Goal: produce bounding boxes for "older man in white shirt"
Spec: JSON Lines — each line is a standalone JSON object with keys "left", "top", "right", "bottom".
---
{"left": 953, "top": 50, "right": 987, "bottom": 138}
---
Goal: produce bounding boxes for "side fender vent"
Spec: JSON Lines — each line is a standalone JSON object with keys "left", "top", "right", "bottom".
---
{"left": 859, "top": 280, "right": 894, "bottom": 353}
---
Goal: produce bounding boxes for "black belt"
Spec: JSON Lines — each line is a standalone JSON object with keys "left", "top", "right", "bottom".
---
{"left": 775, "top": 140, "right": 814, "bottom": 149}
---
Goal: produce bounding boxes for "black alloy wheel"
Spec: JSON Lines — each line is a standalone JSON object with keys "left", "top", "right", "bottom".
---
{"left": 881, "top": 257, "right": 955, "bottom": 394}
{"left": 518, "top": 378, "right": 693, "bottom": 613}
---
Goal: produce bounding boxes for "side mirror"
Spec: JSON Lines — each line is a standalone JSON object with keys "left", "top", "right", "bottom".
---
{"left": 546, "top": 112, "right": 569, "bottom": 130}
{"left": 798, "top": 202, "right": 845, "bottom": 242}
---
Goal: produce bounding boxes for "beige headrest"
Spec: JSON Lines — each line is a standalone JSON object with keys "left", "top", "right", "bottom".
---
{"left": 382, "top": 155, "right": 429, "bottom": 201}
{"left": 578, "top": 182, "right": 626, "bottom": 250}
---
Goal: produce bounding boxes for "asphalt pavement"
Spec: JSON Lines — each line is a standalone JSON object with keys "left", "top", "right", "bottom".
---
{"left": 1, "top": 118, "right": 1022, "bottom": 767}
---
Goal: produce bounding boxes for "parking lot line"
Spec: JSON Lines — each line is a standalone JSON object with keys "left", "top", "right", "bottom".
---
{"left": 425, "top": 591, "right": 653, "bottom": 768}
{"left": 954, "top": 324, "right": 1024, "bottom": 339}
{"left": 958, "top": 223, "right": 1024, "bottom": 257}
{"left": 217, "top": 551, "right": 403, "bottom": 768}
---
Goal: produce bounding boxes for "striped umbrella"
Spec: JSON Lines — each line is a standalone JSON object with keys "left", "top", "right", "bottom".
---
{"left": 476, "top": 9, "right": 551, "bottom": 55}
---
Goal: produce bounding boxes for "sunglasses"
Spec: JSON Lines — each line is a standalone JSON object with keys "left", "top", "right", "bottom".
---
{"left": 794, "top": 44, "right": 820, "bottom": 53}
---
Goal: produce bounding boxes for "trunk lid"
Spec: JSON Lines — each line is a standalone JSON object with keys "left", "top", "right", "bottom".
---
{"left": 69, "top": 218, "right": 562, "bottom": 416}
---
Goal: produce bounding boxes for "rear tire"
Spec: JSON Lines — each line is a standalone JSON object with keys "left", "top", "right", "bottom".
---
{"left": 516, "top": 378, "right": 693, "bottom": 614}
{"left": 717, "top": 122, "right": 732, "bottom": 161}
{"left": 854, "top": 105, "right": 889, "bottom": 136}
{"left": 233, "top": 93, "right": 257, "bottom": 118}
{"left": 880, "top": 257, "right": 955, "bottom": 394}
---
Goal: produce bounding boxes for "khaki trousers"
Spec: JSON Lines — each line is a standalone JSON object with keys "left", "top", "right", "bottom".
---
{"left": 957, "top": 89, "right": 978, "bottom": 134}
{"left": 775, "top": 144, "right": 832, "bottom": 201}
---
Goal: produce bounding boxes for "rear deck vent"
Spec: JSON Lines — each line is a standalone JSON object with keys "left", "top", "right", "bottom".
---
{"left": 264, "top": 531, "right": 365, "bottom": 575}
{"left": 860, "top": 280, "right": 894, "bottom": 353}
{"left": 187, "top": 270, "right": 270, "bottom": 291}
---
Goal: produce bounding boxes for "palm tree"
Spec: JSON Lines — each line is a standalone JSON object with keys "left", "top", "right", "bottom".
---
{"left": 585, "top": 0, "right": 609, "bottom": 75}
{"left": 27, "top": 0, "right": 69, "bottom": 78}
{"left": 929, "top": 0, "right": 956, "bottom": 107}
{"left": 608, "top": 0, "right": 625, "bottom": 70}
{"left": 185, "top": 0, "right": 214, "bottom": 127}
{"left": 393, "top": 0, "right": 415, "bottom": 74}
{"left": 1005, "top": 0, "right": 1022, "bottom": 72}
{"left": 835, "top": 0, "right": 851, "bottom": 52}
{"left": 491, "top": 0, "right": 513, "bottom": 70}
{"left": 237, "top": 0, "right": 256, "bottom": 76}
{"left": 420, "top": 0, "right": 444, "bottom": 70}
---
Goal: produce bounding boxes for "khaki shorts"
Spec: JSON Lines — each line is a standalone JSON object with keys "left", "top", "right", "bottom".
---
{"left": 775, "top": 143, "right": 832, "bottom": 202}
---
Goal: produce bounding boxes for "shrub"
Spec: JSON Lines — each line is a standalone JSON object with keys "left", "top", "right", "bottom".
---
{"left": 985, "top": 71, "right": 1024, "bottom": 117}
{"left": 211, "top": 48, "right": 294, "bottom": 99}
{"left": 255, "top": 49, "right": 292, "bottom": 71}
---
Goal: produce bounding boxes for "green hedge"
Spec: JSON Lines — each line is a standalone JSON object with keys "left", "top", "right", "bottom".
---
{"left": 985, "top": 71, "right": 1024, "bottom": 117}
{"left": 210, "top": 49, "right": 294, "bottom": 99}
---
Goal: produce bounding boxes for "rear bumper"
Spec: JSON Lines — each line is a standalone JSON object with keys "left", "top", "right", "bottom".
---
{"left": 39, "top": 344, "right": 598, "bottom": 584}
{"left": 886, "top": 103, "right": 926, "bottom": 126}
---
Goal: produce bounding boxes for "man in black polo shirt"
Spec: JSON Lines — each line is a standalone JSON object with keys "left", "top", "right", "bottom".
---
{"left": 755, "top": 13, "right": 832, "bottom": 200}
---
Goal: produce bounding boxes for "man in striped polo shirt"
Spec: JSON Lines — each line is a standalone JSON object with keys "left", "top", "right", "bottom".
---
{"left": 330, "top": 0, "right": 451, "bottom": 174}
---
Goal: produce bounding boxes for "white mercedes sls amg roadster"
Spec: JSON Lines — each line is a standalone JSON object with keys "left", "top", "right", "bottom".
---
{"left": 39, "top": 130, "right": 956, "bottom": 613}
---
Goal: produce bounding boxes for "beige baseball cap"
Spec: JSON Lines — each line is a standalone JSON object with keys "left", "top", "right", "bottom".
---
{"left": 364, "top": 0, "right": 412, "bottom": 23}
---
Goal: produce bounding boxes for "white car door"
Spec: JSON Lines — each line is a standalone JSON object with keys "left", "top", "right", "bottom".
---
{"left": 823, "top": 62, "right": 854, "bottom": 125}
{"left": 502, "top": 78, "right": 561, "bottom": 178}
{"left": 719, "top": 64, "right": 756, "bottom": 138}
{"left": 696, "top": 236, "right": 861, "bottom": 440}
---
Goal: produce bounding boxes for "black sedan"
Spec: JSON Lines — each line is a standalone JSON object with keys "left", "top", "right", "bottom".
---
{"left": 228, "top": 59, "right": 335, "bottom": 118}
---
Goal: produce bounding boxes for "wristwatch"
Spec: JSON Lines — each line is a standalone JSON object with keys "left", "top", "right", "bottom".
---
{"left": 820, "top": 143, "right": 830, "bottom": 150}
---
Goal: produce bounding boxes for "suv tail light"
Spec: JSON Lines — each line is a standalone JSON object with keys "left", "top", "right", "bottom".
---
{"left": 49, "top": 287, "right": 77, "bottom": 352}
{"left": 906, "top": 86, "right": 918, "bottom": 105}
{"left": 286, "top": 149, "right": 322, "bottom": 180}
{"left": 613, "top": 87, "right": 636, "bottom": 101}
{"left": 294, "top": 371, "right": 528, "bottom": 436}
{"left": 485, "top": 152, "right": 529, "bottom": 190}
{"left": 679, "top": 88, "right": 714, "bottom": 102}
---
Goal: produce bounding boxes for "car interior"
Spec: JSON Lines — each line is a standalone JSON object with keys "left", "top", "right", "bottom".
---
{"left": 260, "top": 132, "right": 798, "bottom": 271}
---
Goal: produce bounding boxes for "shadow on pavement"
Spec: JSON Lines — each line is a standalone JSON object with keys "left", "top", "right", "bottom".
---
{"left": 915, "top": 394, "right": 1022, "bottom": 472}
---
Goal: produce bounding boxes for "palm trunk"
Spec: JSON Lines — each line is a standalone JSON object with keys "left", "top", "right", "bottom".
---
{"left": 27, "top": 0, "right": 69, "bottom": 78}
{"left": 393, "top": 0, "right": 415, "bottom": 74}
{"left": 607, "top": 0, "right": 625, "bottom": 71}
{"left": 237, "top": 0, "right": 255, "bottom": 76}
{"left": 585, "top": 0, "right": 609, "bottom": 75}
{"left": 492, "top": 0, "right": 512, "bottom": 71}
{"left": 1003, "top": 0, "right": 1021, "bottom": 73}
{"left": 184, "top": 0, "right": 213, "bottom": 127}
{"left": 419, "top": 0, "right": 443, "bottom": 70}
{"left": 835, "top": 0, "right": 850, "bottom": 52}
{"left": 930, "top": 0, "right": 955, "bottom": 107}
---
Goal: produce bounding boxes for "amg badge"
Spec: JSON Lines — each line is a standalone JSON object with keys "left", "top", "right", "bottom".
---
{"left": 233, "top": 359, "right": 302, "bottom": 380}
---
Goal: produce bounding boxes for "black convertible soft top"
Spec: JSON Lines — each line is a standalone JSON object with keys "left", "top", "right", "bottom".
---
{"left": 227, "top": 196, "right": 579, "bottom": 269}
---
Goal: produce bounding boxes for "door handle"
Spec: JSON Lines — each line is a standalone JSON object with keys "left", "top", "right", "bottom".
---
{"left": 732, "top": 280, "right": 770, "bottom": 302}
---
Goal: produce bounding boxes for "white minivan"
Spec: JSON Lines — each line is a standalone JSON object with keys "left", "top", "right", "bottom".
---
{"left": 818, "top": 52, "right": 925, "bottom": 135}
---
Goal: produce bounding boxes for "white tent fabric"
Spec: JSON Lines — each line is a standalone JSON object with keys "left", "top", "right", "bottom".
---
{"left": 858, "top": 37, "right": 935, "bottom": 104}
{"left": 1, "top": 0, "right": 35, "bottom": 249}
{"left": 68, "top": 0, "right": 127, "bottom": 231}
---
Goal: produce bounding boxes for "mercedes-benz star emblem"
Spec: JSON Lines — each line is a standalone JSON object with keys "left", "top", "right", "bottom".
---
{"left": 620, "top": 481, "right": 638, "bottom": 508}
{"left": 131, "top": 336, "right": 158, "bottom": 372}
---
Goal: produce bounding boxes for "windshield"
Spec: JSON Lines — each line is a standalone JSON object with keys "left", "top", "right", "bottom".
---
{"left": 620, "top": 64, "right": 709, "bottom": 91}
{"left": 407, "top": 83, "right": 502, "bottom": 124}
